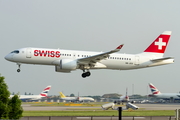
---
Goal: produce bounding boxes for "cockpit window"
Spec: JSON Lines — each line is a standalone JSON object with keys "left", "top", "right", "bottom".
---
{"left": 11, "top": 50, "right": 19, "bottom": 54}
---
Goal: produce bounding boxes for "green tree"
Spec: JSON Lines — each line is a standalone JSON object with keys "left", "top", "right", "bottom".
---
{"left": 8, "top": 95, "right": 23, "bottom": 119}
{"left": 0, "top": 75, "right": 10, "bottom": 119}
{"left": 0, "top": 75, "right": 23, "bottom": 119}
{"left": 70, "top": 93, "right": 75, "bottom": 97}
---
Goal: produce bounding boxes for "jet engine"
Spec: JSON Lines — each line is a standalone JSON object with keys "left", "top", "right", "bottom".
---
{"left": 126, "top": 102, "right": 139, "bottom": 110}
{"left": 54, "top": 59, "right": 77, "bottom": 73}
{"left": 101, "top": 103, "right": 115, "bottom": 110}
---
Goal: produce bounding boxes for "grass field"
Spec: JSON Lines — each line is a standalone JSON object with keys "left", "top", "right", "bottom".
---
{"left": 23, "top": 110, "right": 174, "bottom": 116}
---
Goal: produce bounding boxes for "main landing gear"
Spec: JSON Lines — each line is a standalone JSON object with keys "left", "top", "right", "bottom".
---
{"left": 81, "top": 70, "right": 91, "bottom": 78}
{"left": 17, "top": 63, "right": 21, "bottom": 72}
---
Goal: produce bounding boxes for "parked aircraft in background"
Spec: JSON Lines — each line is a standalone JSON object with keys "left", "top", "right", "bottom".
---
{"left": 113, "top": 88, "right": 130, "bottom": 104}
{"left": 10, "top": 85, "right": 51, "bottom": 101}
{"left": 59, "top": 92, "right": 94, "bottom": 102}
{"left": 148, "top": 83, "right": 180, "bottom": 101}
{"left": 5, "top": 31, "right": 174, "bottom": 78}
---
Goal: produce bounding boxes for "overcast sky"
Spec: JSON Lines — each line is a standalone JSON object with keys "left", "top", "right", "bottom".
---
{"left": 0, "top": 0, "right": 180, "bottom": 96}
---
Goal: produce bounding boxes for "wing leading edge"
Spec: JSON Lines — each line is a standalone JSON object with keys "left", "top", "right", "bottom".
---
{"left": 77, "top": 44, "right": 124, "bottom": 67}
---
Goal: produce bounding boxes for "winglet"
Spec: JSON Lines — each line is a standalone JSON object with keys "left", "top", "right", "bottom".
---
{"left": 109, "top": 44, "right": 124, "bottom": 53}
{"left": 116, "top": 44, "right": 124, "bottom": 50}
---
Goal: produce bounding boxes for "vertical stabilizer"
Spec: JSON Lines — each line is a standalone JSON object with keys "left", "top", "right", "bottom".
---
{"left": 76, "top": 92, "right": 80, "bottom": 101}
{"left": 59, "top": 92, "right": 66, "bottom": 98}
{"left": 149, "top": 83, "right": 161, "bottom": 95}
{"left": 144, "top": 31, "right": 171, "bottom": 54}
{"left": 125, "top": 88, "right": 129, "bottom": 101}
{"left": 40, "top": 85, "right": 51, "bottom": 97}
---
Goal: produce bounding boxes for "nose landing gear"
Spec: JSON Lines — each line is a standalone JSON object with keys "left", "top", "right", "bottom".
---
{"left": 17, "top": 64, "right": 21, "bottom": 72}
{"left": 17, "top": 69, "right": 20, "bottom": 72}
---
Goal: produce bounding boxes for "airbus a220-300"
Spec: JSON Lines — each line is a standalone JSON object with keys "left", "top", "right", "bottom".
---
{"left": 5, "top": 31, "right": 174, "bottom": 78}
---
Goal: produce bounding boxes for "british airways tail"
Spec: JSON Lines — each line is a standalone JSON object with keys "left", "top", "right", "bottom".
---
{"left": 144, "top": 31, "right": 171, "bottom": 55}
{"left": 40, "top": 85, "right": 51, "bottom": 97}
{"left": 149, "top": 83, "right": 161, "bottom": 95}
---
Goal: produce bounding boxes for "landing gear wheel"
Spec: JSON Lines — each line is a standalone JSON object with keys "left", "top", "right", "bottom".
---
{"left": 81, "top": 71, "right": 91, "bottom": 78}
{"left": 17, "top": 69, "right": 20, "bottom": 72}
{"left": 86, "top": 71, "right": 91, "bottom": 77}
{"left": 82, "top": 73, "right": 86, "bottom": 78}
{"left": 17, "top": 63, "right": 21, "bottom": 72}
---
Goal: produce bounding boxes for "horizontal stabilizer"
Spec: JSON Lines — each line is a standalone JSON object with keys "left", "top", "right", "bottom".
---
{"left": 151, "top": 57, "right": 174, "bottom": 61}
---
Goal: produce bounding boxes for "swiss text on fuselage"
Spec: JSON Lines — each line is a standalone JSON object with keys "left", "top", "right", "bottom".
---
{"left": 34, "top": 50, "right": 60, "bottom": 58}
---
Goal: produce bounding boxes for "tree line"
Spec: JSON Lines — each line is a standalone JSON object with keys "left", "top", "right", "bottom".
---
{"left": 0, "top": 75, "right": 23, "bottom": 119}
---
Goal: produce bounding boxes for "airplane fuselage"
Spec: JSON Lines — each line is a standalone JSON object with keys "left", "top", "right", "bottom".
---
{"left": 5, "top": 47, "right": 174, "bottom": 71}
{"left": 60, "top": 96, "right": 94, "bottom": 102}
{"left": 10, "top": 95, "right": 43, "bottom": 100}
{"left": 150, "top": 93, "right": 180, "bottom": 100}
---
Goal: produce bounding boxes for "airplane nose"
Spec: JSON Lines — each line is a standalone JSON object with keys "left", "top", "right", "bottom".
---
{"left": 5, "top": 55, "right": 8, "bottom": 60}
{"left": 4, "top": 54, "right": 11, "bottom": 61}
{"left": 5, "top": 55, "right": 9, "bottom": 60}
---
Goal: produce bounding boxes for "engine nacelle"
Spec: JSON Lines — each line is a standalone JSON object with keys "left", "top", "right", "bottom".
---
{"left": 54, "top": 59, "right": 77, "bottom": 73}
{"left": 101, "top": 103, "right": 115, "bottom": 110}
{"left": 55, "top": 66, "right": 71, "bottom": 73}
{"left": 126, "top": 102, "right": 139, "bottom": 110}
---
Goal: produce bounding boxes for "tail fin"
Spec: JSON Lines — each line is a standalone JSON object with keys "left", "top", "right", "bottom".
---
{"left": 59, "top": 92, "right": 66, "bottom": 98}
{"left": 125, "top": 88, "right": 129, "bottom": 101}
{"left": 40, "top": 85, "right": 51, "bottom": 97}
{"left": 144, "top": 31, "right": 171, "bottom": 54}
{"left": 76, "top": 92, "right": 80, "bottom": 101}
{"left": 149, "top": 83, "right": 161, "bottom": 95}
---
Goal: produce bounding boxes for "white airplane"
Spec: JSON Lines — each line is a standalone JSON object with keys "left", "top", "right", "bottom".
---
{"left": 101, "top": 102, "right": 139, "bottom": 110}
{"left": 10, "top": 85, "right": 51, "bottom": 101}
{"left": 148, "top": 83, "right": 180, "bottom": 100}
{"left": 114, "top": 88, "right": 130, "bottom": 104}
{"left": 5, "top": 31, "right": 174, "bottom": 78}
{"left": 59, "top": 92, "right": 94, "bottom": 102}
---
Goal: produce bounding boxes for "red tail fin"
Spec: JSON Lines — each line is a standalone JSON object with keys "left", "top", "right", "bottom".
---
{"left": 144, "top": 31, "right": 171, "bottom": 53}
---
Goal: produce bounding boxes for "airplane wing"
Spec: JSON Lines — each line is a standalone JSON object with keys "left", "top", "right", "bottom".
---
{"left": 151, "top": 57, "right": 174, "bottom": 62}
{"left": 77, "top": 44, "right": 124, "bottom": 66}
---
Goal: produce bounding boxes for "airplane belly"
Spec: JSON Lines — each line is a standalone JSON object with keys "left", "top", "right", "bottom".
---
{"left": 101, "top": 60, "right": 135, "bottom": 70}
{"left": 14, "top": 55, "right": 57, "bottom": 65}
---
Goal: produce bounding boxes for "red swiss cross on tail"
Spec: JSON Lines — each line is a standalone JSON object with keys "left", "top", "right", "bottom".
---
{"left": 144, "top": 31, "right": 171, "bottom": 53}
